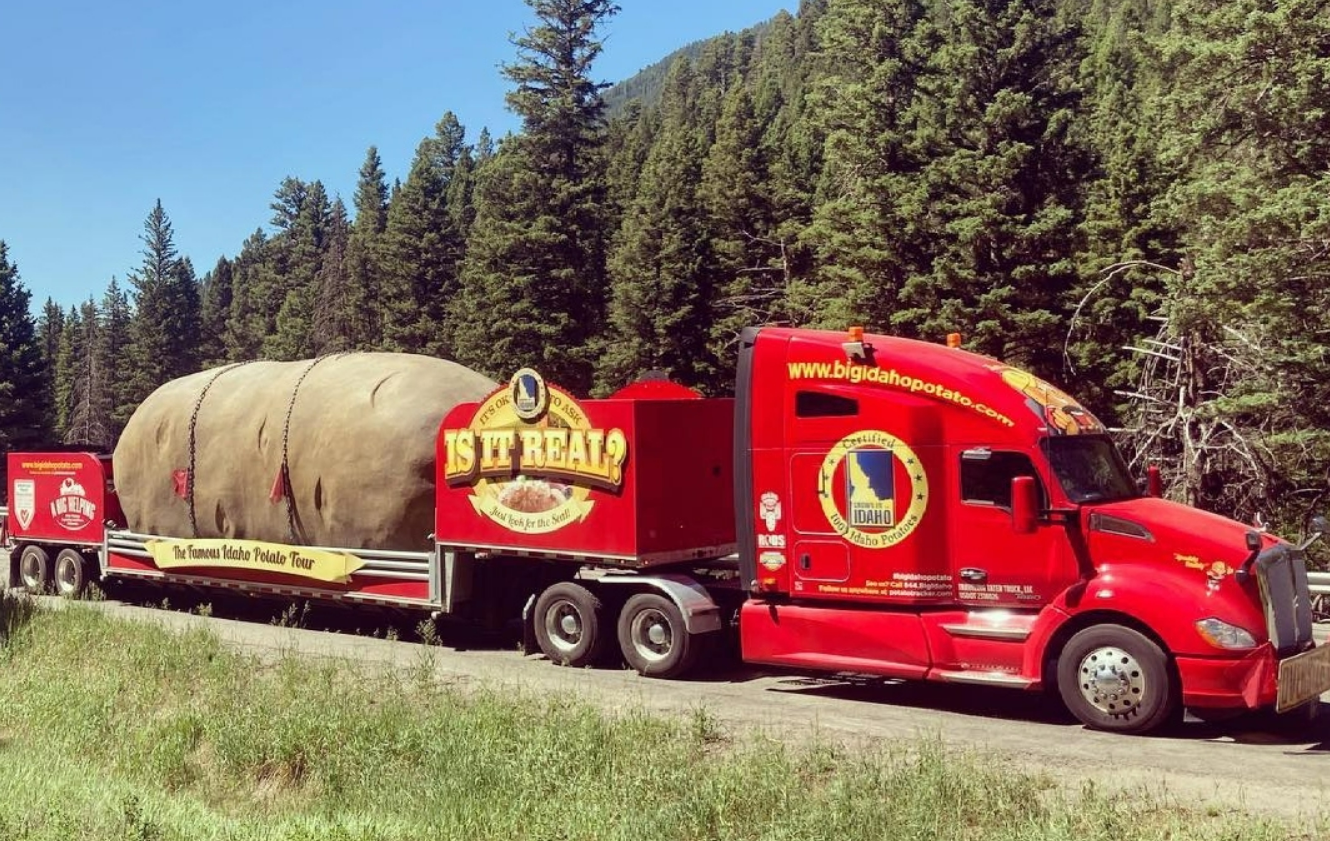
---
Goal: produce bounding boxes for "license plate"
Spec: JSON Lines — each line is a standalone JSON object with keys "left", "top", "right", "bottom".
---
{"left": 1276, "top": 644, "right": 1330, "bottom": 713}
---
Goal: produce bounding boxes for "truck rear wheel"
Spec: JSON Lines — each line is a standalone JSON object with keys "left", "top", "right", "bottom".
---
{"left": 19, "top": 545, "right": 51, "bottom": 594}
{"left": 1057, "top": 624, "right": 1178, "bottom": 735}
{"left": 53, "top": 549, "right": 89, "bottom": 599}
{"left": 533, "top": 582, "right": 607, "bottom": 667}
{"left": 617, "top": 593, "right": 702, "bottom": 679}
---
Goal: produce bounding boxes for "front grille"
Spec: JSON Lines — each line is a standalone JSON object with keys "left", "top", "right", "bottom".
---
{"left": 1255, "top": 545, "right": 1314, "bottom": 656}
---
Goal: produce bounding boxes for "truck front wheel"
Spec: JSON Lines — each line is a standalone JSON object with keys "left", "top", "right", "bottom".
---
{"left": 18, "top": 545, "right": 51, "bottom": 594}
{"left": 1057, "top": 624, "right": 1179, "bottom": 735}
{"left": 617, "top": 593, "right": 702, "bottom": 679}
{"left": 533, "top": 582, "right": 607, "bottom": 667}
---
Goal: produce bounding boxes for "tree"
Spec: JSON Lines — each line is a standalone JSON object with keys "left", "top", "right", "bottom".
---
{"left": 0, "top": 242, "right": 49, "bottom": 454}
{"left": 701, "top": 80, "right": 786, "bottom": 389}
{"left": 344, "top": 146, "right": 391, "bottom": 350}
{"left": 61, "top": 297, "right": 113, "bottom": 446}
{"left": 124, "top": 200, "right": 203, "bottom": 408}
{"left": 601, "top": 58, "right": 715, "bottom": 392}
{"left": 891, "top": 0, "right": 1090, "bottom": 375}
{"left": 381, "top": 113, "right": 472, "bottom": 357}
{"left": 36, "top": 297, "right": 64, "bottom": 431}
{"left": 1113, "top": 0, "right": 1330, "bottom": 530}
{"left": 99, "top": 277, "right": 133, "bottom": 437}
{"left": 266, "top": 179, "right": 331, "bottom": 360}
{"left": 799, "top": 0, "right": 934, "bottom": 331}
{"left": 198, "top": 257, "right": 234, "bottom": 366}
{"left": 312, "top": 199, "right": 353, "bottom": 353}
{"left": 454, "top": 0, "right": 620, "bottom": 392}
{"left": 225, "top": 229, "right": 273, "bottom": 361}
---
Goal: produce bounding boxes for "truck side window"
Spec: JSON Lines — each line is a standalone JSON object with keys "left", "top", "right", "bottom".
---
{"left": 795, "top": 391, "right": 858, "bottom": 418}
{"left": 961, "top": 452, "right": 1044, "bottom": 508}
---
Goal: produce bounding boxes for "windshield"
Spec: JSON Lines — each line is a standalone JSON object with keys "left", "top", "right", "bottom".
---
{"left": 1041, "top": 436, "right": 1137, "bottom": 504}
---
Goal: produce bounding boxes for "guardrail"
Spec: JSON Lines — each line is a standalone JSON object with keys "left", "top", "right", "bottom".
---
{"left": 1311, "top": 570, "right": 1330, "bottom": 596}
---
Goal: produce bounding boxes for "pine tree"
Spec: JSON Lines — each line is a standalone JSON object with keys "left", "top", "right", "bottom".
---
{"left": 266, "top": 179, "right": 331, "bottom": 359}
{"left": 63, "top": 297, "right": 113, "bottom": 446}
{"left": 198, "top": 257, "right": 234, "bottom": 366}
{"left": 225, "top": 229, "right": 272, "bottom": 360}
{"left": 601, "top": 58, "right": 715, "bottom": 392}
{"left": 454, "top": 0, "right": 620, "bottom": 392}
{"left": 892, "top": 0, "right": 1090, "bottom": 373}
{"left": 124, "top": 200, "right": 204, "bottom": 409}
{"left": 36, "top": 297, "right": 64, "bottom": 433}
{"left": 0, "top": 242, "right": 49, "bottom": 453}
{"left": 100, "top": 277, "right": 133, "bottom": 438}
{"left": 1115, "top": 0, "right": 1330, "bottom": 526}
{"left": 53, "top": 305, "right": 82, "bottom": 441}
{"left": 381, "top": 113, "right": 471, "bottom": 357}
{"left": 312, "top": 198, "right": 353, "bottom": 353}
{"left": 345, "top": 146, "right": 391, "bottom": 350}
{"left": 702, "top": 81, "right": 785, "bottom": 389}
{"left": 800, "top": 0, "right": 934, "bottom": 331}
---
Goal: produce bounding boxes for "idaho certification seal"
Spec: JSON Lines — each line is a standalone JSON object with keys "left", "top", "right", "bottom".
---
{"left": 817, "top": 430, "right": 928, "bottom": 549}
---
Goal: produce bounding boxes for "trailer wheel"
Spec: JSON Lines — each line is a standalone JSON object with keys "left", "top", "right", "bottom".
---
{"left": 53, "top": 549, "right": 89, "bottom": 599}
{"left": 617, "top": 593, "right": 702, "bottom": 679}
{"left": 1057, "top": 624, "right": 1178, "bottom": 735}
{"left": 533, "top": 582, "right": 607, "bottom": 667}
{"left": 18, "top": 545, "right": 51, "bottom": 594}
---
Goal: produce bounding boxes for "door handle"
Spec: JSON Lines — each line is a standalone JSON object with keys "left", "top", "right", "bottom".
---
{"left": 959, "top": 567, "right": 987, "bottom": 583}
{"left": 799, "top": 553, "right": 811, "bottom": 571}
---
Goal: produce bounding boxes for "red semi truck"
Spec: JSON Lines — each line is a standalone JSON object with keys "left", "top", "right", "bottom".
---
{"left": 3, "top": 326, "right": 1327, "bottom": 734}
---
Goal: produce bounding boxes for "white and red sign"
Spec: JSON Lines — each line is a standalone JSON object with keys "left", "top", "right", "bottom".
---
{"left": 51, "top": 476, "right": 97, "bottom": 531}
{"left": 12, "top": 480, "right": 34, "bottom": 530}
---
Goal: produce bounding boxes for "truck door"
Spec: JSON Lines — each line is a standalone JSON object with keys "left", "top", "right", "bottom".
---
{"left": 786, "top": 390, "right": 857, "bottom": 590}
{"left": 950, "top": 447, "right": 1077, "bottom": 608}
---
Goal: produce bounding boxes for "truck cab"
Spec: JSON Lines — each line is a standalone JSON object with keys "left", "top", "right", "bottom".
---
{"left": 735, "top": 326, "right": 1326, "bottom": 733}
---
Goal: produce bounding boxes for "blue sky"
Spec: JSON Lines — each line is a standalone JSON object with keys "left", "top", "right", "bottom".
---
{"left": 1, "top": 0, "right": 796, "bottom": 312}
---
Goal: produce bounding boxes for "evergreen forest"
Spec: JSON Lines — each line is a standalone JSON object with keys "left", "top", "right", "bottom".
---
{"left": 2, "top": 0, "right": 1329, "bottom": 534}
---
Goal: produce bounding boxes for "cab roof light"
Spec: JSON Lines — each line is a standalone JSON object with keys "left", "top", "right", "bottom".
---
{"left": 946, "top": 332, "right": 963, "bottom": 349}
{"left": 843, "top": 325, "right": 873, "bottom": 362}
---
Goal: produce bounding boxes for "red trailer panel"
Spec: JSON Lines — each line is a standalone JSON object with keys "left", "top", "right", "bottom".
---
{"left": 7, "top": 452, "right": 108, "bottom": 545}
{"left": 435, "top": 371, "right": 736, "bottom": 565}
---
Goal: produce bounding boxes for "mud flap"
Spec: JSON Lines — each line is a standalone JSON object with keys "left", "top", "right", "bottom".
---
{"left": 520, "top": 592, "right": 537, "bottom": 655}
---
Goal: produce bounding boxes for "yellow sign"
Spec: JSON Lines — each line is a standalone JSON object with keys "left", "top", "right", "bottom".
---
{"left": 818, "top": 430, "right": 929, "bottom": 549}
{"left": 442, "top": 371, "right": 628, "bottom": 535}
{"left": 146, "top": 538, "right": 365, "bottom": 584}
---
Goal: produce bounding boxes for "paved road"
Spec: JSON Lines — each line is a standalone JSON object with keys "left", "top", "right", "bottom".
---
{"left": 33, "top": 593, "right": 1330, "bottom": 819}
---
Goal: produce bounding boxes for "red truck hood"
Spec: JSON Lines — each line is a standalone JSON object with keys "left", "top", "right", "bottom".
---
{"left": 1088, "top": 496, "right": 1273, "bottom": 566}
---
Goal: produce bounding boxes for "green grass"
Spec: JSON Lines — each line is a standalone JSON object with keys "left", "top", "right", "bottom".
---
{"left": 0, "top": 593, "right": 1318, "bottom": 840}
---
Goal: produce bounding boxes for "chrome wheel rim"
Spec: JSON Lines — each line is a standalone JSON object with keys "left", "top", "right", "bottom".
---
{"left": 1077, "top": 645, "right": 1146, "bottom": 716}
{"left": 20, "top": 553, "right": 43, "bottom": 590}
{"left": 543, "top": 599, "right": 584, "bottom": 655}
{"left": 630, "top": 608, "right": 673, "bottom": 664}
{"left": 56, "top": 556, "right": 79, "bottom": 595}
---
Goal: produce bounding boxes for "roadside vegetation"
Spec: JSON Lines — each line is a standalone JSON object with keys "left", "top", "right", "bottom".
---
{"left": 0, "top": 593, "right": 1318, "bottom": 840}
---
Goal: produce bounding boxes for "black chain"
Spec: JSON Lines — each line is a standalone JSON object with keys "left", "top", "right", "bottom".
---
{"left": 187, "top": 361, "right": 255, "bottom": 537}
{"left": 280, "top": 354, "right": 346, "bottom": 543}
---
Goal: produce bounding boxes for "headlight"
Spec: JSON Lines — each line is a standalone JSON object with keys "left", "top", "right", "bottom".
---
{"left": 1195, "top": 617, "right": 1257, "bottom": 650}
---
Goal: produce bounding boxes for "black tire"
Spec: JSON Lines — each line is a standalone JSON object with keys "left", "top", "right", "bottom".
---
{"left": 1057, "top": 624, "right": 1178, "bottom": 735}
{"left": 53, "top": 549, "right": 89, "bottom": 599}
{"left": 533, "top": 582, "right": 606, "bottom": 667}
{"left": 18, "top": 545, "right": 51, "bottom": 594}
{"left": 617, "top": 592, "right": 703, "bottom": 679}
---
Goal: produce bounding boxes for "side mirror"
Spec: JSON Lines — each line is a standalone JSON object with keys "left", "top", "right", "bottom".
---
{"left": 1011, "top": 475, "right": 1038, "bottom": 534}
{"left": 1245, "top": 530, "right": 1262, "bottom": 552}
{"left": 1146, "top": 464, "right": 1162, "bottom": 498}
